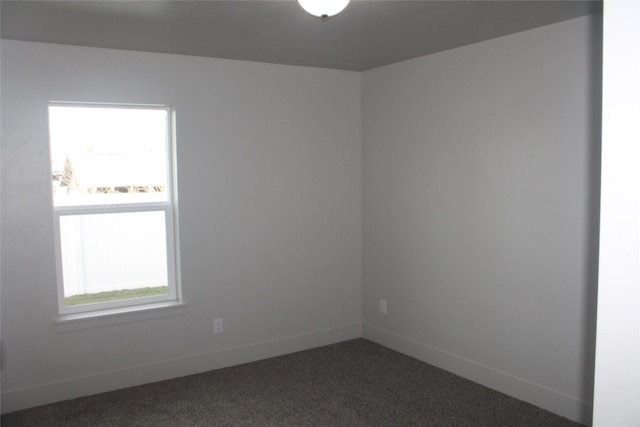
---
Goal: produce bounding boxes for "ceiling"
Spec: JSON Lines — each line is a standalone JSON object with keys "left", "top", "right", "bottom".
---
{"left": 1, "top": 0, "right": 602, "bottom": 72}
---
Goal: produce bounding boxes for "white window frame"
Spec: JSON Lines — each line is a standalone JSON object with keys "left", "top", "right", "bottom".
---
{"left": 49, "top": 102, "right": 181, "bottom": 316}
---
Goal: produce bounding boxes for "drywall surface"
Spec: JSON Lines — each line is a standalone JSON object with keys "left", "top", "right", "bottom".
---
{"left": 0, "top": 41, "right": 362, "bottom": 412}
{"left": 362, "top": 16, "right": 601, "bottom": 423}
{"left": 593, "top": 1, "right": 640, "bottom": 425}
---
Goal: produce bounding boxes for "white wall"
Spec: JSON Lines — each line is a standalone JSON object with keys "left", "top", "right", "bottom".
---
{"left": 0, "top": 41, "right": 362, "bottom": 412}
{"left": 592, "top": 1, "right": 640, "bottom": 425}
{"left": 362, "top": 15, "right": 601, "bottom": 424}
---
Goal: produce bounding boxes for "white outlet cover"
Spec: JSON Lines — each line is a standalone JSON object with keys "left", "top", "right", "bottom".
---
{"left": 214, "top": 318, "right": 223, "bottom": 333}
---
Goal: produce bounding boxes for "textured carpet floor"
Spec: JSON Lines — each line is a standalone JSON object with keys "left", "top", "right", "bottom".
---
{"left": 2, "top": 339, "right": 582, "bottom": 426}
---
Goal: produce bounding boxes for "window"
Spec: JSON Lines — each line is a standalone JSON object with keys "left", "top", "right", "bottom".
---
{"left": 48, "top": 103, "right": 180, "bottom": 315}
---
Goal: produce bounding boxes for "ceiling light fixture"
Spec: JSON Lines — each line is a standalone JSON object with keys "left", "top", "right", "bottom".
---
{"left": 298, "top": 0, "right": 350, "bottom": 20}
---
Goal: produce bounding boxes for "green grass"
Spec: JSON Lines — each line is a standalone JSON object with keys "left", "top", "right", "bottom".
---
{"left": 65, "top": 286, "right": 168, "bottom": 306}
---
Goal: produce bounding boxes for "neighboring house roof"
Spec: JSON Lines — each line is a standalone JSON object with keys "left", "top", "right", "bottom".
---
{"left": 62, "top": 153, "right": 166, "bottom": 189}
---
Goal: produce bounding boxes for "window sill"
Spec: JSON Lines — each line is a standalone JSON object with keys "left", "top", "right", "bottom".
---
{"left": 55, "top": 300, "right": 188, "bottom": 332}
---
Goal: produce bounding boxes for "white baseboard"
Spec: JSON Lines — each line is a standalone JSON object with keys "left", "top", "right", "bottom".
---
{"left": 363, "top": 323, "right": 591, "bottom": 425}
{"left": 1, "top": 322, "right": 363, "bottom": 414}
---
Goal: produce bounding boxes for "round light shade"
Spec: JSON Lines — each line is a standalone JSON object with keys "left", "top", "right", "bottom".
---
{"left": 298, "top": 0, "right": 350, "bottom": 18}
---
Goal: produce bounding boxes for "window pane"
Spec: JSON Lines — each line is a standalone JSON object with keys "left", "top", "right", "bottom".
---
{"left": 49, "top": 106, "right": 169, "bottom": 207}
{"left": 59, "top": 211, "right": 169, "bottom": 306}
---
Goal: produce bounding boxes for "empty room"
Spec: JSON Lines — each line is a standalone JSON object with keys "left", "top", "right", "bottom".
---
{"left": 1, "top": 1, "right": 638, "bottom": 426}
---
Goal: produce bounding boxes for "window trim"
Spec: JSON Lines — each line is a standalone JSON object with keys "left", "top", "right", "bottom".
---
{"left": 49, "top": 102, "right": 182, "bottom": 316}
{"left": 54, "top": 300, "right": 188, "bottom": 333}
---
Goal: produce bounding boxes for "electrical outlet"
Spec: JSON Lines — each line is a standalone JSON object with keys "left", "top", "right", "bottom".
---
{"left": 214, "top": 318, "right": 223, "bottom": 334}
{"left": 380, "top": 299, "right": 387, "bottom": 315}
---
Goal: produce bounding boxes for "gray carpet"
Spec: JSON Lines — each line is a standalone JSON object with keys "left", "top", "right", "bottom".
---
{"left": 2, "top": 339, "right": 582, "bottom": 426}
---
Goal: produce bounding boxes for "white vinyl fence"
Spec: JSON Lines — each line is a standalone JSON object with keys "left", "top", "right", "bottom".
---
{"left": 60, "top": 211, "right": 168, "bottom": 297}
